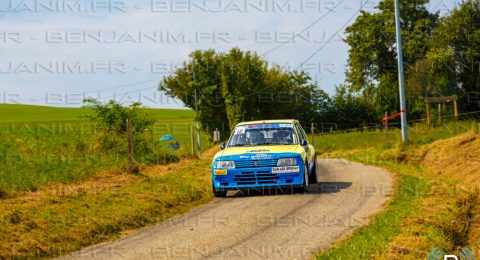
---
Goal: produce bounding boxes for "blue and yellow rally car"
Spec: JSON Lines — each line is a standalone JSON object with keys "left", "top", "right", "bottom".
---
{"left": 211, "top": 119, "right": 317, "bottom": 197}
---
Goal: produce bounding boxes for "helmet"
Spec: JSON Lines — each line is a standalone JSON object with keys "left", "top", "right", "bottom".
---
{"left": 246, "top": 131, "right": 261, "bottom": 144}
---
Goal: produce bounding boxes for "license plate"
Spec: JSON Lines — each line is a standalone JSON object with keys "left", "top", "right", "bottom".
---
{"left": 214, "top": 169, "right": 228, "bottom": 175}
{"left": 272, "top": 166, "right": 300, "bottom": 174}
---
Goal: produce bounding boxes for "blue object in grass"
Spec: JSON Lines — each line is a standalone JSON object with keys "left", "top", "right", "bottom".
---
{"left": 160, "top": 135, "right": 175, "bottom": 141}
{"left": 160, "top": 135, "right": 180, "bottom": 150}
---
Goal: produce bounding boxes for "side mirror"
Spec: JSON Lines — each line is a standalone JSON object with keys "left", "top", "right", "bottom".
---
{"left": 301, "top": 139, "right": 308, "bottom": 146}
{"left": 220, "top": 143, "right": 226, "bottom": 150}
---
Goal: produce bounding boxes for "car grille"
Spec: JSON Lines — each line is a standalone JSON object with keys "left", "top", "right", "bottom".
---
{"left": 234, "top": 159, "right": 277, "bottom": 168}
{"left": 234, "top": 171, "right": 279, "bottom": 185}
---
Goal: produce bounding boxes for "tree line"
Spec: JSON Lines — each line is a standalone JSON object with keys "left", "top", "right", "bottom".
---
{"left": 160, "top": 0, "right": 480, "bottom": 132}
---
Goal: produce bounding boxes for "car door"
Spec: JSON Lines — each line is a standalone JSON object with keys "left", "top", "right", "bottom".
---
{"left": 295, "top": 123, "right": 314, "bottom": 170}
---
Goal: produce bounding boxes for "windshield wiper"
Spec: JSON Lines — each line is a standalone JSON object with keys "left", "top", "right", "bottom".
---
{"left": 260, "top": 142, "right": 292, "bottom": 146}
{"left": 230, "top": 144, "right": 248, "bottom": 147}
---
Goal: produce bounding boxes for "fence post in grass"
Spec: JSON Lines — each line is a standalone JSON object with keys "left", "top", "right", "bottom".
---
{"left": 438, "top": 103, "right": 442, "bottom": 125}
{"left": 384, "top": 111, "right": 389, "bottom": 142}
{"left": 311, "top": 123, "right": 315, "bottom": 145}
{"left": 126, "top": 118, "right": 135, "bottom": 173}
{"left": 190, "top": 125, "right": 195, "bottom": 157}
{"left": 196, "top": 121, "right": 201, "bottom": 158}
{"left": 453, "top": 95, "right": 458, "bottom": 120}
{"left": 214, "top": 128, "right": 220, "bottom": 143}
{"left": 426, "top": 102, "right": 431, "bottom": 128}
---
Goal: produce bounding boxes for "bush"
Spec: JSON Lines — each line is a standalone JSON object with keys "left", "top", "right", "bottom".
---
{"left": 83, "top": 99, "right": 177, "bottom": 166}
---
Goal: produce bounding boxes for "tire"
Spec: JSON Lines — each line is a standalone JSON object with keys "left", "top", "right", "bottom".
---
{"left": 295, "top": 165, "right": 309, "bottom": 194}
{"left": 303, "top": 164, "right": 309, "bottom": 191}
{"left": 212, "top": 182, "right": 227, "bottom": 198}
{"left": 308, "top": 156, "right": 318, "bottom": 184}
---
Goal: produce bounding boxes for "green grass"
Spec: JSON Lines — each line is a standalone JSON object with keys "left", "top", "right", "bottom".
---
{"left": 318, "top": 160, "right": 430, "bottom": 259}
{"left": 314, "top": 120, "right": 480, "bottom": 259}
{"left": 0, "top": 104, "right": 90, "bottom": 122}
{"left": 0, "top": 104, "right": 195, "bottom": 122}
{"left": 0, "top": 104, "right": 212, "bottom": 192}
{"left": 313, "top": 120, "right": 480, "bottom": 153}
{"left": 0, "top": 157, "right": 214, "bottom": 258}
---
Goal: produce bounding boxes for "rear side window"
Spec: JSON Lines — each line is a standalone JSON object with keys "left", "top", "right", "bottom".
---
{"left": 295, "top": 123, "right": 307, "bottom": 145}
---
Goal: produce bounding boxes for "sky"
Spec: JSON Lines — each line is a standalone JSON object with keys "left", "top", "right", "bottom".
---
{"left": 0, "top": 0, "right": 463, "bottom": 108}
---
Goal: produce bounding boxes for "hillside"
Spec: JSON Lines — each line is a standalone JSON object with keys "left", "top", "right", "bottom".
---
{"left": 411, "top": 133, "right": 480, "bottom": 246}
{"left": 0, "top": 104, "right": 194, "bottom": 122}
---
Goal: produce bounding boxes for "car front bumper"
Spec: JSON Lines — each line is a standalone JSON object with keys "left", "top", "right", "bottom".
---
{"left": 212, "top": 166, "right": 304, "bottom": 190}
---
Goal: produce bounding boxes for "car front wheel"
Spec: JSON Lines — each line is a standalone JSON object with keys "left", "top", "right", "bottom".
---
{"left": 295, "top": 165, "right": 309, "bottom": 194}
{"left": 308, "top": 156, "right": 317, "bottom": 184}
{"left": 212, "top": 182, "right": 227, "bottom": 197}
{"left": 303, "top": 164, "right": 309, "bottom": 191}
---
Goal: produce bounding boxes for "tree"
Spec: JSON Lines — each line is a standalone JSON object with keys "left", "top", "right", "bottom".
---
{"left": 344, "top": 0, "right": 439, "bottom": 120}
{"left": 160, "top": 48, "right": 329, "bottom": 131}
{"left": 330, "top": 85, "right": 375, "bottom": 129}
{"left": 428, "top": 0, "right": 480, "bottom": 111}
{"left": 160, "top": 50, "right": 228, "bottom": 132}
{"left": 219, "top": 48, "right": 268, "bottom": 128}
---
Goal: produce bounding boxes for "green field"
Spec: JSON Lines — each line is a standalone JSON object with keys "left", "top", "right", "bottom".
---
{"left": 0, "top": 104, "right": 195, "bottom": 122}
{"left": 0, "top": 104, "right": 212, "bottom": 192}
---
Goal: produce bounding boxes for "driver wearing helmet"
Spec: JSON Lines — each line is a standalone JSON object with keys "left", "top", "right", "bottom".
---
{"left": 274, "top": 130, "right": 292, "bottom": 144}
{"left": 246, "top": 131, "right": 264, "bottom": 145}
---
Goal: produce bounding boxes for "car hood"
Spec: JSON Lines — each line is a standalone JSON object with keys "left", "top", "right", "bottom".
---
{"left": 213, "top": 145, "right": 303, "bottom": 159}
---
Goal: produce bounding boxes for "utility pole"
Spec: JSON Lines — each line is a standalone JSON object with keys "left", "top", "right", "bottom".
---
{"left": 394, "top": 0, "right": 408, "bottom": 142}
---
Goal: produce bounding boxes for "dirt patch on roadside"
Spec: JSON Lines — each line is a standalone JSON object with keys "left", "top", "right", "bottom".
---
{"left": 414, "top": 132, "right": 480, "bottom": 186}
{"left": 409, "top": 132, "right": 480, "bottom": 249}
{"left": 0, "top": 146, "right": 218, "bottom": 258}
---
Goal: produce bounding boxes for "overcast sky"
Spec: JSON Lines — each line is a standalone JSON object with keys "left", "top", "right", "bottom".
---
{"left": 0, "top": 0, "right": 461, "bottom": 108}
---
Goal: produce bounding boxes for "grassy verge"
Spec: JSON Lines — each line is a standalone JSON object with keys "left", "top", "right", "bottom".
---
{"left": 0, "top": 104, "right": 212, "bottom": 193}
{"left": 317, "top": 157, "right": 428, "bottom": 259}
{"left": 0, "top": 154, "right": 215, "bottom": 258}
{"left": 313, "top": 120, "right": 479, "bottom": 153}
{"left": 315, "top": 123, "right": 480, "bottom": 259}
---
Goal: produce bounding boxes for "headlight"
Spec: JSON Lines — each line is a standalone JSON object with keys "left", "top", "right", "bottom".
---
{"left": 277, "top": 158, "right": 297, "bottom": 166}
{"left": 217, "top": 160, "right": 235, "bottom": 169}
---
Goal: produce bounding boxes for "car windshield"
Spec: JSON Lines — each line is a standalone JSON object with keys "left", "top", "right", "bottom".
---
{"left": 228, "top": 123, "right": 298, "bottom": 147}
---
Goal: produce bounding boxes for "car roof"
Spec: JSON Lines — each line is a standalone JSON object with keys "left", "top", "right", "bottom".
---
{"left": 236, "top": 119, "right": 298, "bottom": 126}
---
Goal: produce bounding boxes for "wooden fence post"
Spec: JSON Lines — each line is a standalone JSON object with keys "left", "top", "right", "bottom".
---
{"left": 438, "top": 103, "right": 442, "bottom": 125}
{"left": 190, "top": 125, "right": 195, "bottom": 157}
{"left": 426, "top": 102, "right": 431, "bottom": 128}
{"left": 384, "top": 111, "right": 389, "bottom": 142}
{"left": 126, "top": 118, "right": 135, "bottom": 173}
{"left": 214, "top": 128, "right": 220, "bottom": 143}
{"left": 196, "top": 122, "right": 201, "bottom": 158}
{"left": 311, "top": 123, "right": 315, "bottom": 144}
{"left": 453, "top": 95, "right": 458, "bottom": 120}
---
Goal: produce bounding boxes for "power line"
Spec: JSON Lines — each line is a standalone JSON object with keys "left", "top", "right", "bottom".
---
{"left": 91, "top": 86, "right": 159, "bottom": 101}
{"left": 83, "top": 77, "right": 163, "bottom": 94}
{"left": 295, "top": 9, "right": 361, "bottom": 71}
{"left": 240, "top": 9, "right": 362, "bottom": 99}
{"left": 261, "top": 0, "right": 347, "bottom": 57}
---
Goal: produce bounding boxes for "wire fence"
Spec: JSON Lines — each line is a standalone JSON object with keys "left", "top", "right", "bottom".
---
{"left": 302, "top": 111, "right": 480, "bottom": 136}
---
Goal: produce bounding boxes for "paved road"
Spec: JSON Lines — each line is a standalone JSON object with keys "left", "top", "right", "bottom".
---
{"left": 60, "top": 159, "right": 392, "bottom": 260}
